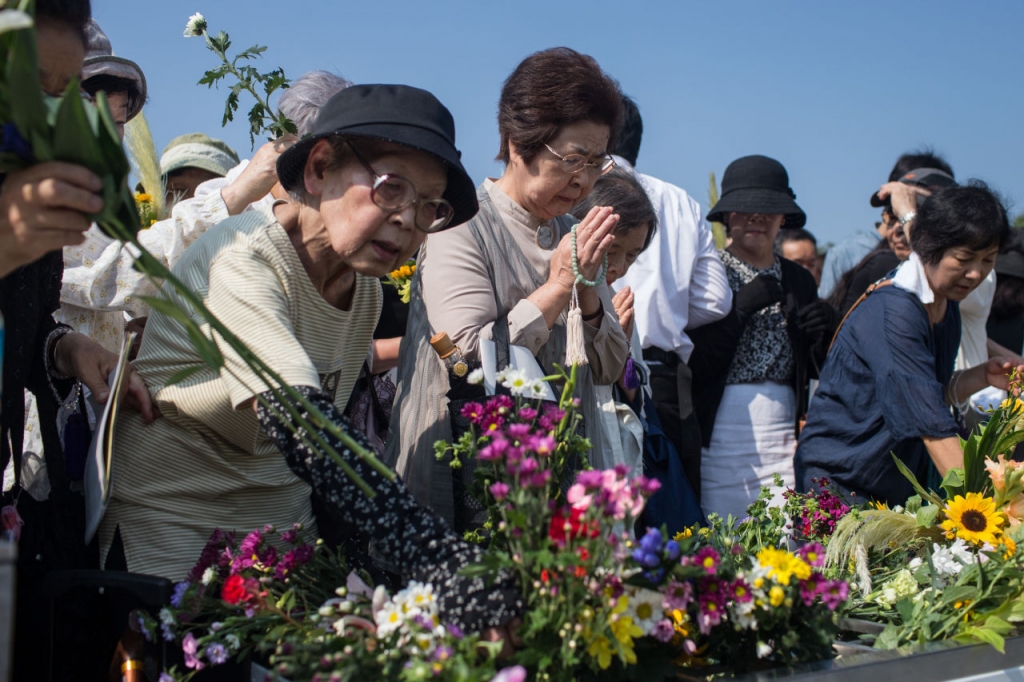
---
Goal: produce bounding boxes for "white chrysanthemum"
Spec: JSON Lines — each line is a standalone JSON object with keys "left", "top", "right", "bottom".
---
{"left": 467, "top": 367, "right": 485, "bottom": 385}
{"left": 624, "top": 587, "right": 664, "bottom": 635}
{"left": 375, "top": 602, "right": 405, "bottom": 637}
{"left": 159, "top": 608, "right": 175, "bottom": 627}
{"left": 731, "top": 600, "right": 757, "bottom": 630}
{"left": 494, "top": 367, "right": 510, "bottom": 382}
{"left": 224, "top": 633, "right": 241, "bottom": 651}
{"left": 757, "top": 641, "right": 773, "bottom": 658}
{"left": 201, "top": 566, "right": 216, "bottom": 586}
{"left": 529, "top": 379, "right": 548, "bottom": 399}
{"left": 183, "top": 12, "right": 207, "bottom": 37}
{"left": 406, "top": 582, "right": 437, "bottom": 614}
{"left": 502, "top": 369, "right": 531, "bottom": 396}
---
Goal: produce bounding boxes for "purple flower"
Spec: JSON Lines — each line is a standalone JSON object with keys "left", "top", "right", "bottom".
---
{"left": 161, "top": 623, "right": 175, "bottom": 642}
{"left": 477, "top": 437, "right": 509, "bottom": 462}
{"left": 481, "top": 414, "right": 505, "bottom": 433}
{"left": 575, "top": 470, "right": 605, "bottom": 489}
{"left": 460, "top": 402, "right": 485, "bottom": 424}
{"left": 631, "top": 547, "right": 660, "bottom": 568}
{"left": 506, "top": 423, "right": 531, "bottom": 441}
{"left": 489, "top": 482, "right": 510, "bottom": 501}
{"left": 664, "top": 540, "right": 681, "bottom": 561}
{"left": 238, "top": 530, "right": 263, "bottom": 562}
{"left": 639, "top": 528, "right": 663, "bottom": 554}
{"left": 652, "top": 618, "right": 675, "bottom": 643}
{"left": 159, "top": 674, "right": 175, "bottom": 682}
{"left": 517, "top": 406, "right": 537, "bottom": 421}
{"left": 281, "top": 528, "right": 298, "bottom": 545}
{"left": 432, "top": 644, "right": 453, "bottom": 662}
{"left": 800, "top": 573, "right": 824, "bottom": 606}
{"left": 694, "top": 547, "right": 720, "bottom": 575}
{"left": 486, "top": 395, "right": 513, "bottom": 415}
{"left": 821, "top": 580, "right": 849, "bottom": 611}
{"left": 206, "top": 643, "right": 229, "bottom": 665}
{"left": 541, "top": 404, "right": 565, "bottom": 422}
{"left": 798, "top": 542, "right": 826, "bottom": 568}
{"left": 662, "top": 579, "right": 692, "bottom": 611}
{"left": 446, "top": 623, "right": 464, "bottom": 639}
{"left": 526, "top": 434, "right": 556, "bottom": 457}
{"left": 517, "top": 457, "right": 539, "bottom": 476}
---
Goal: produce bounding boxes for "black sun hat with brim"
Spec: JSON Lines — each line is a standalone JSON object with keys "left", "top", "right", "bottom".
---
{"left": 277, "top": 84, "right": 478, "bottom": 229}
{"left": 81, "top": 20, "right": 147, "bottom": 122}
{"left": 869, "top": 167, "right": 957, "bottom": 208}
{"left": 706, "top": 155, "right": 806, "bottom": 229}
{"left": 996, "top": 229, "right": 1024, "bottom": 279}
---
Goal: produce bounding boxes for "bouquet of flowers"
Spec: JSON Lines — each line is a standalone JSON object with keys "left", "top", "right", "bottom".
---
{"left": 146, "top": 525, "right": 513, "bottom": 681}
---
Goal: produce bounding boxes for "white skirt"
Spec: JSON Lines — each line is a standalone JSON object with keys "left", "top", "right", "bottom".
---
{"left": 701, "top": 382, "right": 797, "bottom": 520}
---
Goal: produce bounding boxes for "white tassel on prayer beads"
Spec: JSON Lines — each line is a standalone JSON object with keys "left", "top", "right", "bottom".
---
{"left": 565, "top": 283, "right": 589, "bottom": 366}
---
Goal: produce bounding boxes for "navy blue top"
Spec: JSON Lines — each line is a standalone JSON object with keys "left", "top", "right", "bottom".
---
{"left": 794, "top": 285, "right": 960, "bottom": 506}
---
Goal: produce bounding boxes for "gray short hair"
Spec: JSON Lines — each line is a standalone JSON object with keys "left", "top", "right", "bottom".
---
{"left": 277, "top": 70, "right": 353, "bottom": 137}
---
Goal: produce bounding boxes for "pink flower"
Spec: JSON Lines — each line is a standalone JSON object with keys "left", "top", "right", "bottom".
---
{"left": 460, "top": 402, "right": 485, "bottom": 424}
{"left": 489, "top": 666, "right": 527, "bottom": 682}
{"left": 694, "top": 547, "right": 720, "bottom": 575}
{"left": 517, "top": 406, "right": 537, "bottom": 421}
{"left": 489, "top": 482, "right": 510, "bottom": 501}
{"left": 567, "top": 483, "right": 593, "bottom": 511}
{"left": 662, "top": 579, "right": 692, "bottom": 611}
{"left": 1008, "top": 494, "right": 1024, "bottom": 526}
{"left": 478, "top": 437, "right": 509, "bottom": 462}
{"left": 800, "top": 573, "right": 824, "bottom": 606}
{"left": 575, "top": 470, "right": 605, "bottom": 489}
{"left": 798, "top": 542, "right": 826, "bottom": 568}
{"left": 506, "top": 423, "right": 531, "bottom": 441}
{"left": 481, "top": 414, "right": 505, "bottom": 433}
{"left": 820, "top": 580, "right": 849, "bottom": 611}
{"left": 651, "top": 618, "right": 675, "bottom": 643}
{"left": 984, "top": 454, "right": 1024, "bottom": 491}
{"left": 526, "top": 434, "right": 556, "bottom": 457}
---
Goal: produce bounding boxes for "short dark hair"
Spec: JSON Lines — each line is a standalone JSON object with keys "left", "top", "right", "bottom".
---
{"left": 775, "top": 227, "right": 817, "bottom": 253}
{"left": 612, "top": 95, "right": 643, "bottom": 167}
{"left": 889, "top": 148, "right": 954, "bottom": 182}
{"left": 911, "top": 181, "right": 1010, "bottom": 265}
{"left": 497, "top": 47, "right": 622, "bottom": 164}
{"left": 991, "top": 272, "right": 1024, "bottom": 322}
{"left": 570, "top": 167, "right": 657, "bottom": 251}
{"left": 35, "top": 0, "right": 91, "bottom": 44}
{"left": 82, "top": 74, "right": 143, "bottom": 118}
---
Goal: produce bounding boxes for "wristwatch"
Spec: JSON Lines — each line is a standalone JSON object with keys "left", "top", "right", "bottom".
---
{"left": 899, "top": 211, "right": 917, "bottom": 227}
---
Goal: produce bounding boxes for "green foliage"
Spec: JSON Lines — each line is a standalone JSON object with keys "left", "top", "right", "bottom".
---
{"left": 191, "top": 22, "right": 296, "bottom": 147}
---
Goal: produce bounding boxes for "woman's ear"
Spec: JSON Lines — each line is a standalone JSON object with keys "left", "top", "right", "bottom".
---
{"left": 302, "top": 139, "right": 335, "bottom": 197}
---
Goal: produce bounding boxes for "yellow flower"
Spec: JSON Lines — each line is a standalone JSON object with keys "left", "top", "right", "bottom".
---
{"left": 756, "top": 547, "right": 812, "bottom": 586}
{"left": 940, "top": 493, "right": 1005, "bottom": 546}
{"left": 587, "top": 635, "right": 614, "bottom": 670}
{"left": 134, "top": 192, "right": 153, "bottom": 203}
{"left": 999, "top": 536, "right": 1017, "bottom": 559}
{"left": 872, "top": 500, "right": 889, "bottom": 511}
{"left": 674, "top": 528, "right": 693, "bottom": 542}
{"left": 769, "top": 586, "right": 785, "bottom": 607}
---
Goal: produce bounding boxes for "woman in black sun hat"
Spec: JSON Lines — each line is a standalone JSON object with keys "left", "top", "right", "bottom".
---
{"left": 688, "top": 155, "right": 838, "bottom": 520}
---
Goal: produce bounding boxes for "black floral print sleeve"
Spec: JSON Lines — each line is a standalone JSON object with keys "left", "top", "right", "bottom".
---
{"left": 256, "top": 385, "right": 523, "bottom": 633}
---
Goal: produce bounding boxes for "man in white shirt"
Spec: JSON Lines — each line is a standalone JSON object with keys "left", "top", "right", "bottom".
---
{"left": 611, "top": 97, "right": 732, "bottom": 499}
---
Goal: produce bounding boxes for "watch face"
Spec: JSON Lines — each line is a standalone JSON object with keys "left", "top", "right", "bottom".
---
{"left": 453, "top": 361, "right": 468, "bottom": 377}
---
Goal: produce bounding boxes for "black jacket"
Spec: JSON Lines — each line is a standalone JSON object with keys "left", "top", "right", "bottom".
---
{"left": 688, "top": 258, "right": 834, "bottom": 447}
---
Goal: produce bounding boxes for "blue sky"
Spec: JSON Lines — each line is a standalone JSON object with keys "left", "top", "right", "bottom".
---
{"left": 94, "top": 0, "right": 1023, "bottom": 245}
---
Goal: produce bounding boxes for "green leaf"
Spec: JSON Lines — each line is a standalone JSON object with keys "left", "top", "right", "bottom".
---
{"left": 956, "top": 625, "right": 1005, "bottom": 653}
{"left": 5, "top": 25, "right": 48, "bottom": 150}
{"left": 874, "top": 623, "right": 901, "bottom": 650}
{"left": 905, "top": 495, "right": 922, "bottom": 514}
{"left": 165, "top": 365, "right": 205, "bottom": 386}
{"left": 916, "top": 504, "right": 939, "bottom": 528}
{"left": 186, "top": 324, "right": 224, "bottom": 371}
{"left": 892, "top": 453, "right": 945, "bottom": 507}
{"left": 51, "top": 79, "right": 105, "bottom": 170}
{"left": 140, "top": 296, "right": 193, "bottom": 326}
{"left": 198, "top": 64, "right": 230, "bottom": 87}
{"left": 941, "top": 467, "right": 966, "bottom": 500}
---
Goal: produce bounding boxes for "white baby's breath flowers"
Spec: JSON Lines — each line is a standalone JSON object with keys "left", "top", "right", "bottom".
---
{"left": 183, "top": 12, "right": 207, "bottom": 37}
{"left": 201, "top": 566, "right": 216, "bottom": 585}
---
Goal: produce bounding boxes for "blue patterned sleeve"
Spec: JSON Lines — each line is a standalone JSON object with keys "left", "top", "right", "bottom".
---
{"left": 256, "top": 385, "right": 523, "bottom": 632}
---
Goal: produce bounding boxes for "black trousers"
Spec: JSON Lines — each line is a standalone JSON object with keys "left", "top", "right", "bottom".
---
{"left": 644, "top": 349, "right": 703, "bottom": 503}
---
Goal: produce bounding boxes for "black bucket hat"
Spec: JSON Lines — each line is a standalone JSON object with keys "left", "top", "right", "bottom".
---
{"left": 277, "top": 84, "right": 478, "bottom": 229}
{"left": 82, "top": 20, "right": 148, "bottom": 122}
{"left": 706, "top": 155, "right": 806, "bottom": 229}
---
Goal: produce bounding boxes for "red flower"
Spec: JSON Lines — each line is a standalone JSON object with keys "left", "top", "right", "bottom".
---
{"left": 548, "top": 507, "right": 599, "bottom": 546}
{"left": 574, "top": 565, "right": 587, "bottom": 579}
{"left": 222, "top": 574, "right": 246, "bottom": 605}
{"left": 540, "top": 569, "right": 552, "bottom": 583}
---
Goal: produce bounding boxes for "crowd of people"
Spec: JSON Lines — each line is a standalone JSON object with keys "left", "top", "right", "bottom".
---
{"left": 2, "top": 0, "right": 1022, "bottom": 677}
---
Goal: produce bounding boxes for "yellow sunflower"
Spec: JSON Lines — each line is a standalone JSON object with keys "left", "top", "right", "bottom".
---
{"left": 940, "top": 493, "right": 1004, "bottom": 546}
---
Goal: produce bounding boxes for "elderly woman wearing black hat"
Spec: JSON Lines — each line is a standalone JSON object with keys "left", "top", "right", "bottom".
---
{"left": 387, "top": 48, "right": 630, "bottom": 524}
{"left": 102, "top": 85, "right": 522, "bottom": 636}
{"left": 688, "top": 155, "right": 838, "bottom": 519}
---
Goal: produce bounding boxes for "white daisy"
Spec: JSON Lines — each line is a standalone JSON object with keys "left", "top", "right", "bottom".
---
{"left": 182, "top": 12, "right": 207, "bottom": 37}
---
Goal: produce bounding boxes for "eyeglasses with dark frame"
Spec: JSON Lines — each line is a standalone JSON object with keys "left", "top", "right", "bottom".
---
{"left": 543, "top": 143, "right": 615, "bottom": 176}
{"left": 347, "top": 141, "right": 454, "bottom": 233}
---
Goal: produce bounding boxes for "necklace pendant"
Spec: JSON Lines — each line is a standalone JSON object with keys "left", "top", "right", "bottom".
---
{"left": 534, "top": 224, "right": 555, "bottom": 249}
